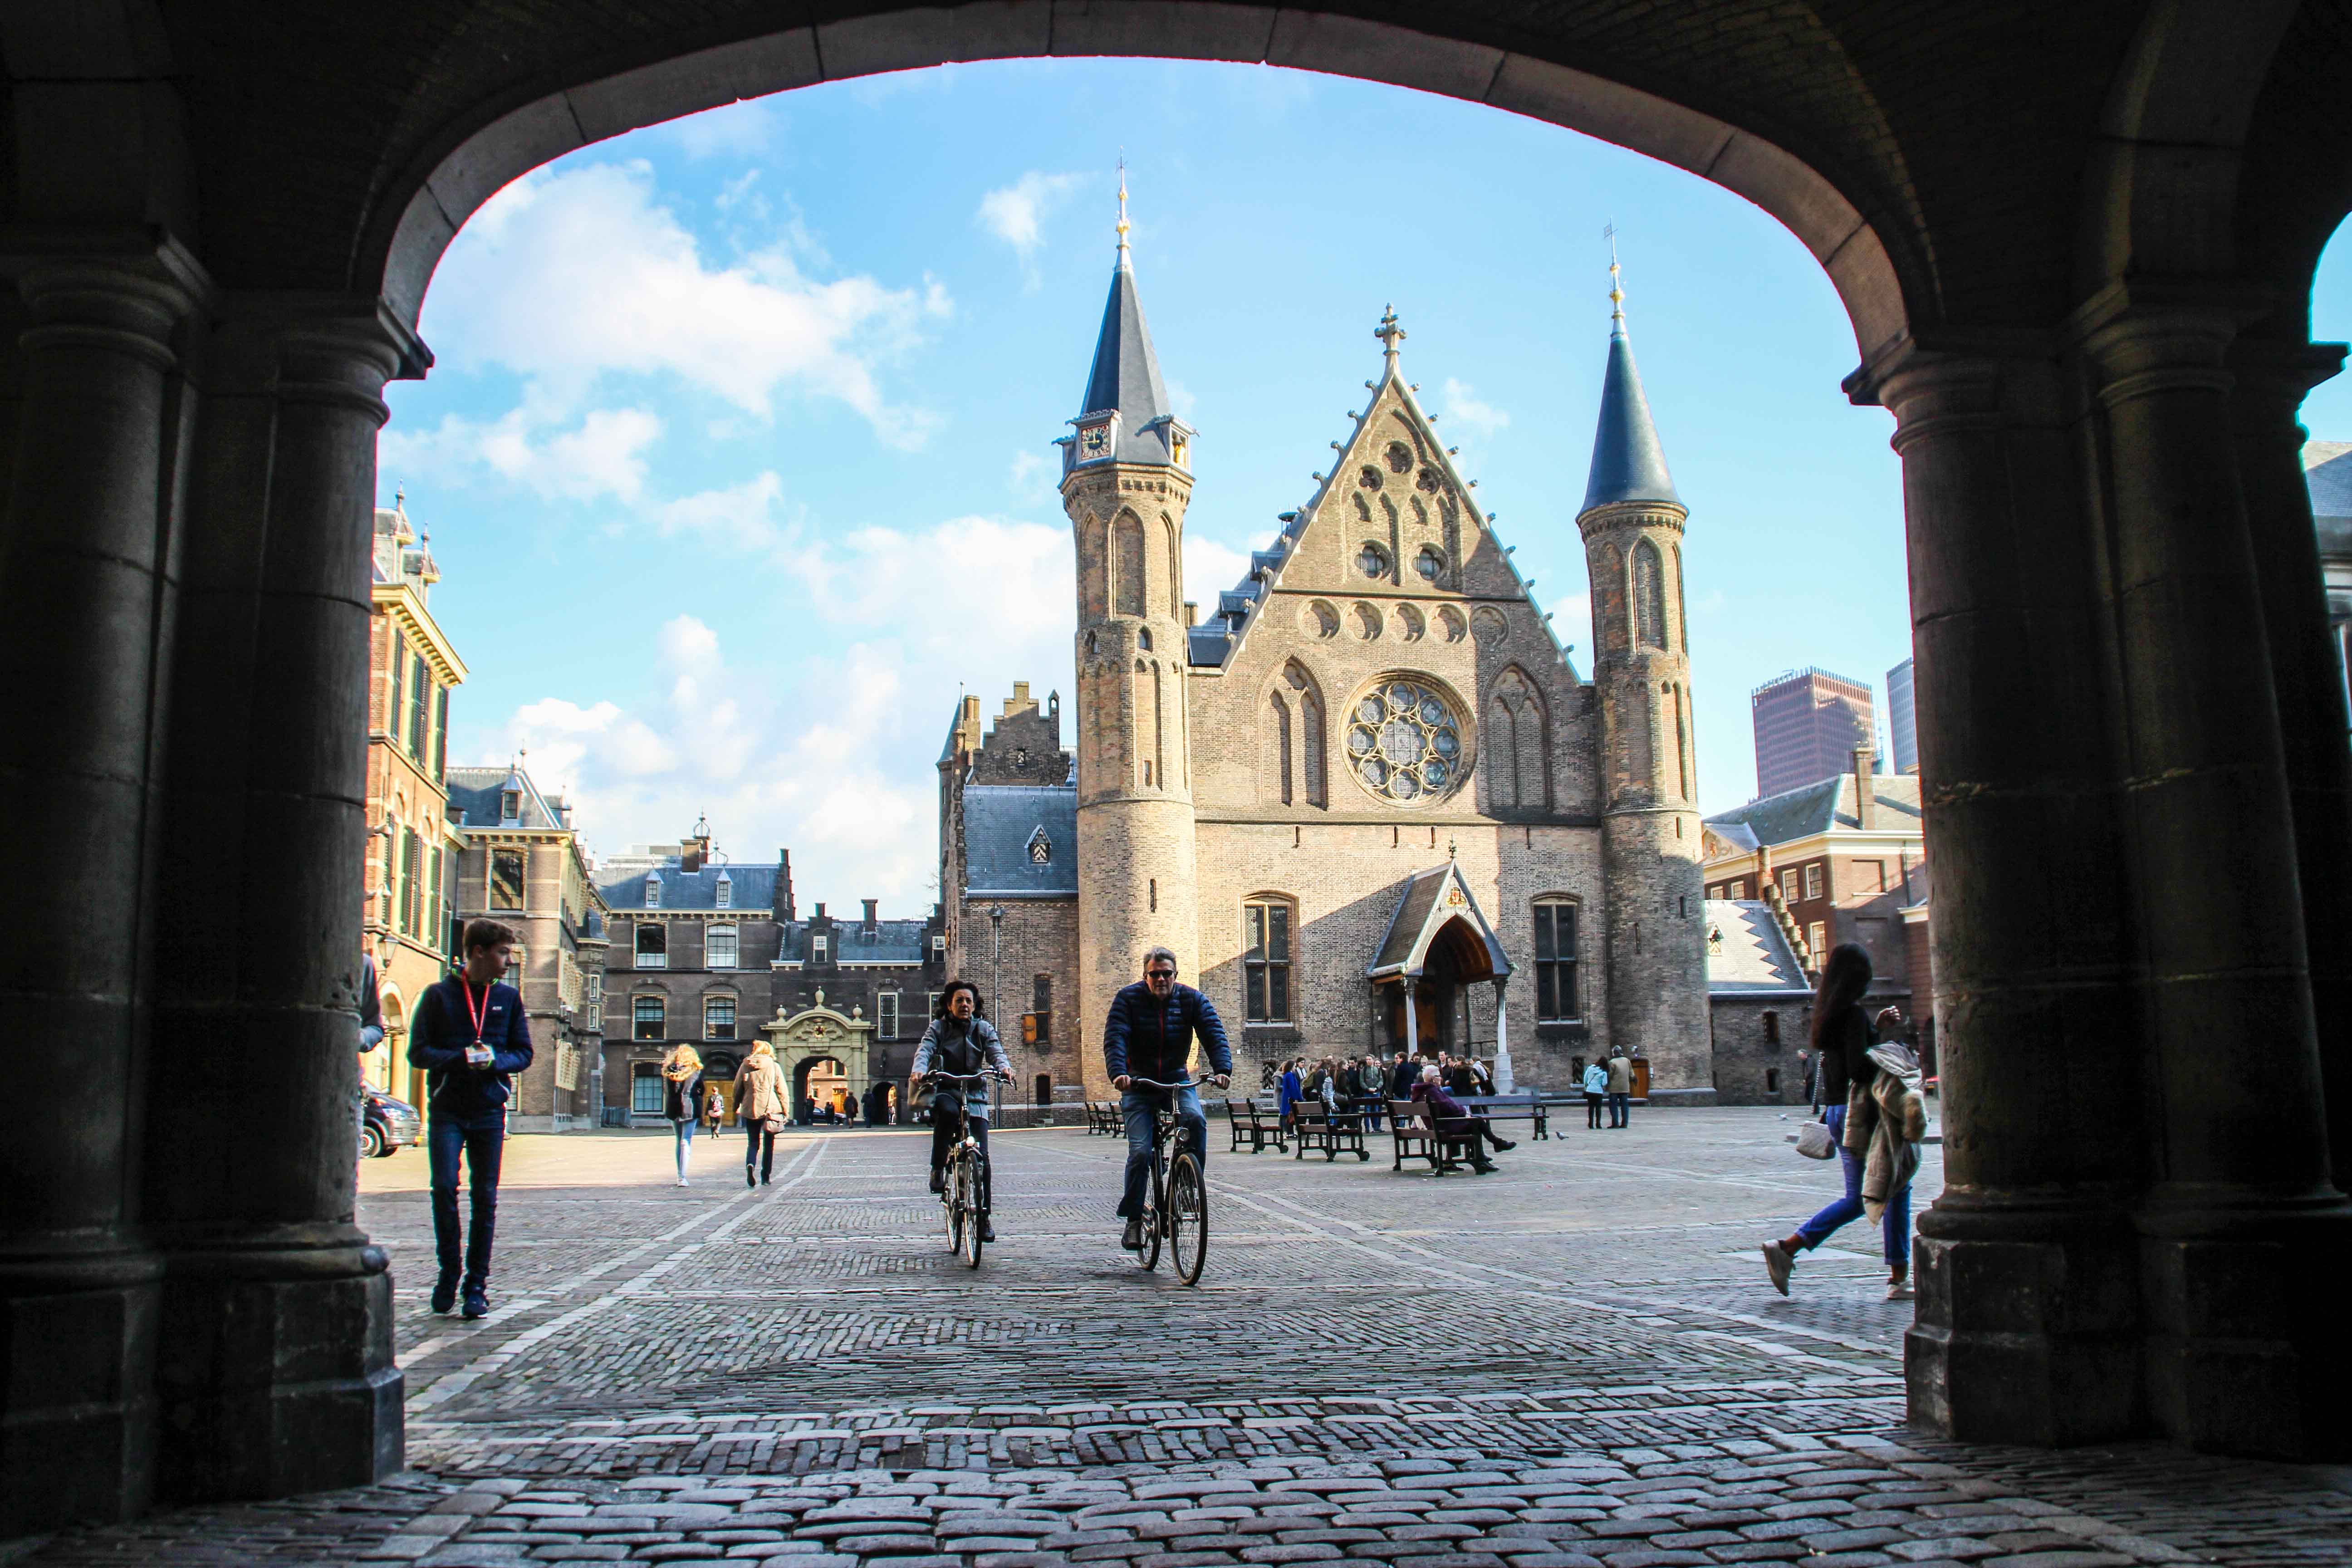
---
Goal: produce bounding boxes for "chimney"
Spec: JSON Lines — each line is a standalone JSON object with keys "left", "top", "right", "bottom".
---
{"left": 1184, "top": 601, "right": 1199, "bottom": 627}
{"left": 813, "top": 901, "right": 826, "bottom": 923}
{"left": 862, "top": 898, "right": 878, "bottom": 932}
{"left": 778, "top": 848, "right": 795, "bottom": 921}
{"left": 1853, "top": 743, "right": 1877, "bottom": 827}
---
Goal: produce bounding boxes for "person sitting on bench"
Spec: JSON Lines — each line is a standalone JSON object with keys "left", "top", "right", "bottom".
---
{"left": 1411, "top": 1064, "right": 1498, "bottom": 1174}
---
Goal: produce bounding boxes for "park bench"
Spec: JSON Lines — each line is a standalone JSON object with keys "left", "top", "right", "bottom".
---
{"left": 1293, "top": 1100, "right": 1371, "bottom": 1161}
{"left": 1086, "top": 1101, "right": 1121, "bottom": 1136}
{"left": 1226, "top": 1098, "right": 1286, "bottom": 1152}
{"left": 1388, "top": 1098, "right": 1483, "bottom": 1175}
{"left": 1451, "top": 1093, "right": 1554, "bottom": 1141}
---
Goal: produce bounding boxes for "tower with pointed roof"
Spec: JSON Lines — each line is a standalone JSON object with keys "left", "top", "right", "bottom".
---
{"left": 1058, "top": 174, "right": 1201, "bottom": 1092}
{"left": 1578, "top": 255, "right": 1710, "bottom": 1091}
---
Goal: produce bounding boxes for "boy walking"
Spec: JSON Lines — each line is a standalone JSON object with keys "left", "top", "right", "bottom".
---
{"left": 409, "top": 919, "right": 534, "bottom": 1319}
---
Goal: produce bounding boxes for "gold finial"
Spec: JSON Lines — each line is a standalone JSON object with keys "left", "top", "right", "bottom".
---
{"left": 1604, "top": 222, "right": 1625, "bottom": 322}
{"left": 1116, "top": 156, "right": 1130, "bottom": 254}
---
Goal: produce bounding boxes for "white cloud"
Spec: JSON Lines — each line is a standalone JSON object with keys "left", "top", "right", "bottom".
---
{"left": 976, "top": 171, "right": 1088, "bottom": 287}
{"left": 424, "top": 161, "right": 950, "bottom": 445}
{"left": 1183, "top": 535, "right": 1253, "bottom": 616}
{"left": 380, "top": 405, "right": 662, "bottom": 503}
{"left": 1437, "top": 377, "right": 1510, "bottom": 450}
{"left": 1008, "top": 448, "right": 1056, "bottom": 503}
{"left": 657, "top": 470, "right": 798, "bottom": 554}
{"left": 663, "top": 98, "right": 784, "bottom": 161}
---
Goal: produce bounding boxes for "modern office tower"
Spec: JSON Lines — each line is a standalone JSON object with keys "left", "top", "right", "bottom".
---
{"left": 1751, "top": 666, "right": 1877, "bottom": 797}
{"left": 1886, "top": 657, "right": 1918, "bottom": 775}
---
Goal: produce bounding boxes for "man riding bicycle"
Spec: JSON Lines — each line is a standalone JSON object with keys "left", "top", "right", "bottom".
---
{"left": 913, "top": 981, "right": 1014, "bottom": 1244}
{"left": 1104, "top": 947, "right": 1233, "bottom": 1252}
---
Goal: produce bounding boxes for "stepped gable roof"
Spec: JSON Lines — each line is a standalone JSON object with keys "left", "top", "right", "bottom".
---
{"left": 1579, "top": 266, "right": 1681, "bottom": 514}
{"left": 1704, "top": 773, "right": 1923, "bottom": 848}
{"left": 962, "top": 784, "right": 1078, "bottom": 898}
{"left": 1705, "top": 899, "right": 1811, "bottom": 995}
{"left": 448, "top": 764, "right": 562, "bottom": 830}
{"left": 599, "top": 862, "right": 779, "bottom": 913}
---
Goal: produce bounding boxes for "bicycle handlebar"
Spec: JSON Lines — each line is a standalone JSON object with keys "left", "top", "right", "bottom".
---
{"left": 1125, "top": 1075, "right": 1228, "bottom": 1090}
{"left": 926, "top": 1070, "right": 1010, "bottom": 1082}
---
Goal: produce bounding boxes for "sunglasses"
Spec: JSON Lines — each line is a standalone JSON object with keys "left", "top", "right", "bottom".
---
{"left": 1146, "top": 969, "right": 1176, "bottom": 979}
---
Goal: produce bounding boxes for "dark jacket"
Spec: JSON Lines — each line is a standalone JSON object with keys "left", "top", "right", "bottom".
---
{"left": 408, "top": 972, "right": 534, "bottom": 1122}
{"left": 1815, "top": 1006, "right": 1878, "bottom": 1105}
{"left": 1102, "top": 980, "right": 1233, "bottom": 1085}
{"left": 1412, "top": 1078, "right": 1476, "bottom": 1136}
{"left": 662, "top": 1068, "right": 705, "bottom": 1123}
{"left": 358, "top": 954, "right": 384, "bottom": 1054}
{"left": 1390, "top": 1058, "right": 1418, "bottom": 1098}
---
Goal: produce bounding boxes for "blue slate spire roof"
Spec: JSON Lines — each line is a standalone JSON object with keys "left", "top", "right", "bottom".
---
{"left": 1579, "top": 274, "right": 1681, "bottom": 515}
{"left": 1069, "top": 172, "right": 1184, "bottom": 467}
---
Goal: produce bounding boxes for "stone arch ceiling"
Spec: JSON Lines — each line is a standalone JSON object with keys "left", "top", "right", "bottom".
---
{"left": 14, "top": 2, "right": 2352, "bottom": 348}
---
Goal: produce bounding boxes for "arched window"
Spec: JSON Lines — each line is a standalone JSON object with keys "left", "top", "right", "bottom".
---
{"left": 1632, "top": 539, "right": 1667, "bottom": 649}
{"left": 1671, "top": 543, "right": 1688, "bottom": 652}
{"left": 704, "top": 995, "right": 737, "bottom": 1039}
{"left": 1268, "top": 691, "right": 1294, "bottom": 805}
{"left": 1242, "top": 896, "right": 1295, "bottom": 1023}
{"left": 1113, "top": 511, "right": 1146, "bottom": 617}
{"left": 1488, "top": 668, "right": 1548, "bottom": 810}
{"left": 1533, "top": 898, "right": 1580, "bottom": 1021}
{"left": 1673, "top": 684, "right": 1692, "bottom": 801}
{"left": 1300, "top": 686, "right": 1327, "bottom": 808}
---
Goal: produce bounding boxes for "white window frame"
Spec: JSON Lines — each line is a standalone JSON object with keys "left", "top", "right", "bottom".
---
{"left": 812, "top": 933, "right": 828, "bottom": 961}
{"left": 1803, "top": 863, "right": 1824, "bottom": 900}
{"left": 634, "top": 921, "right": 666, "bottom": 970}
{"left": 704, "top": 995, "right": 737, "bottom": 1040}
{"left": 878, "top": 991, "right": 900, "bottom": 1041}
{"left": 644, "top": 874, "right": 661, "bottom": 910}
{"left": 1780, "top": 867, "right": 1799, "bottom": 902}
{"left": 1807, "top": 920, "right": 1828, "bottom": 958}
{"left": 715, "top": 875, "right": 732, "bottom": 909}
{"left": 706, "top": 923, "right": 739, "bottom": 970}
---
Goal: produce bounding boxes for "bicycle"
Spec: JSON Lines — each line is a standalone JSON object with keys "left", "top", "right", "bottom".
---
{"left": 1124, "top": 1075, "right": 1222, "bottom": 1285}
{"left": 927, "top": 1071, "right": 1004, "bottom": 1269}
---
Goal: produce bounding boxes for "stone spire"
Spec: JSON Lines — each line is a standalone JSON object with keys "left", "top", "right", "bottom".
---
{"left": 1071, "top": 167, "right": 1183, "bottom": 468}
{"left": 1579, "top": 250, "right": 1681, "bottom": 515}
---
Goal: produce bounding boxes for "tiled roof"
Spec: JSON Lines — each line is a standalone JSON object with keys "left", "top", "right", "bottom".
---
{"left": 1072, "top": 242, "right": 1181, "bottom": 466}
{"left": 1367, "top": 862, "right": 1511, "bottom": 980}
{"left": 1704, "top": 773, "right": 1922, "bottom": 848}
{"left": 1705, "top": 900, "right": 1810, "bottom": 994}
{"left": 599, "top": 863, "right": 779, "bottom": 913}
{"left": 963, "top": 785, "right": 1078, "bottom": 897}
{"left": 778, "top": 919, "right": 931, "bottom": 965}
{"left": 448, "top": 765, "right": 564, "bottom": 830}
{"left": 1580, "top": 311, "right": 1681, "bottom": 514}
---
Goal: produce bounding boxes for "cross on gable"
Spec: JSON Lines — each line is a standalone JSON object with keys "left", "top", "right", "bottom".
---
{"left": 1375, "top": 306, "right": 1406, "bottom": 357}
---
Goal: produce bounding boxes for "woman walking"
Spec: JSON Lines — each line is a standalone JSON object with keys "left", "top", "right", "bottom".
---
{"left": 662, "top": 1044, "right": 706, "bottom": 1186}
{"left": 733, "top": 1040, "right": 787, "bottom": 1188}
{"left": 1278, "top": 1058, "right": 1303, "bottom": 1137}
{"left": 1582, "top": 1057, "right": 1607, "bottom": 1130}
{"left": 1761, "top": 943, "right": 1920, "bottom": 1301}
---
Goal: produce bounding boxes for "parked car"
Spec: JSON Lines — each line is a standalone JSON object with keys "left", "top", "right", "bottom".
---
{"left": 363, "top": 1088, "right": 420, "bottom": 1158}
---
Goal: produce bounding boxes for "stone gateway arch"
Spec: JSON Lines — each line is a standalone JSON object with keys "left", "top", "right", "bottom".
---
{"left": 3, "top": 0, "right": 2351, "bottom": 1534}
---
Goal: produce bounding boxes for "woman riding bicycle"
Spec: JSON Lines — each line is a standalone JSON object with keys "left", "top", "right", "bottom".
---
{"left": 911, "top": 980, "right": 1013, "bottom": 1245}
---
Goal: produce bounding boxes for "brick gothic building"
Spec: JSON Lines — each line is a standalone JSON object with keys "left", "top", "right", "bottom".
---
{"left": 942, "top": 221, "right": 1710, "bottom": 1102}
{"left": 448, "top": 764, "right": 608, "bottom": 1131}
{"left": 363, "top": 496, "right": 466, "bottom": 1107}
{"left": 597, "top": 824, "right": 948, "bottom": 1122}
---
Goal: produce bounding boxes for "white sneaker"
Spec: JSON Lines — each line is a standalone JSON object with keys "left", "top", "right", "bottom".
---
{"left": 1886, "top": 1277, "right": 1915, "bottom": 1302}
{"left": 676, "top": 1177, "right": 689, "bottom": 1187}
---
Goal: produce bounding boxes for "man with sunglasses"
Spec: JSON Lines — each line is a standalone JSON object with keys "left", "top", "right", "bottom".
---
{"left": 1103, "top": 947, "right": 1233, "bottom": 1252}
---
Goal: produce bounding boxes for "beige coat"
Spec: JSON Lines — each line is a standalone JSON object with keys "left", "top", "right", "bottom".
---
{"left": 734, "top": 1053, "right": 787, "bottom": 1125}
{"left": 1842, "top": 1042, "right": 1926, "bottom": 1223}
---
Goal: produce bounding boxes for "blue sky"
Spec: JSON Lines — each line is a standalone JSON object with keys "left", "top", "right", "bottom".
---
{"left": 381, "top": 56, "right": 2352, "bottom": 910}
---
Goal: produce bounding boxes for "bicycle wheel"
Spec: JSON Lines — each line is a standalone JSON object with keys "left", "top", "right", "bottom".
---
{"left": 1168, "top": 1151, "right": 1207, "bottom": 1285}
{"left": 942, "top": 1155, "right": 963, "bottom": 1252}
{"left": 955, "top": 1152, "right": 984, "bottom": 1269}
{"left": 1137, "top": 1189, "right": 1163, "bottom": 1271}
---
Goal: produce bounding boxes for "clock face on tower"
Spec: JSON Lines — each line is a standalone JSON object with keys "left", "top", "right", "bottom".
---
{"left": 1079, "top": 422, "right": 1111, "bottom": 457}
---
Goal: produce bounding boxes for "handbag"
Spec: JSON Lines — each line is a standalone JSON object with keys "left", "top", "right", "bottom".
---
{"left": 1795, "top": 1118, "right": 1836, "bottom": 1160}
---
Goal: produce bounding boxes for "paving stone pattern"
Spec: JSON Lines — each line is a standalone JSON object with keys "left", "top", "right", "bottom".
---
{"left": 13, "top": 1112, "right": 2351, "bottom": 1567}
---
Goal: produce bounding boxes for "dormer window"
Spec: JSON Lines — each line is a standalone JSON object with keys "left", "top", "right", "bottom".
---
{"left": 1028, "top": 828, "right": 1052, "bottom": 864}
{"left": 644, "top": 874, "right": 661, "bottom": 910}
{"left": 500, "top": 789, "right": 521, "bottom": 823}
{"left": 715, "top": 873, "right": 731, "bottom": 909}
{"left": 812, "top": 933, "right": 828, "bottom": 962}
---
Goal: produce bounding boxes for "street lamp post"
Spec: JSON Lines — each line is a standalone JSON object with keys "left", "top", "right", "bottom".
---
{"left": 987, "top": 904, "right": 1006, "bottom": 1029}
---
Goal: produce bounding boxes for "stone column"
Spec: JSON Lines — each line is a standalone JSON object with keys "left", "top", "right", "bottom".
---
{"left": 144, "top": 302, "right": 414, "bottom": 1502}
{"left": 0, "top": 261, "right": 200, "bottom": 1532}
{"left": 1493, "top": 982, "right": 1513, "bottom": 1093}
{"left": 2227, "top": 338, "right": 2352, "bottom": 1190}
{"left": 2077, "top": 295, "right": 2352, "bottom": 1458}
{"left": 1876, "top": 347, "right": 2150, "bottom": 1446}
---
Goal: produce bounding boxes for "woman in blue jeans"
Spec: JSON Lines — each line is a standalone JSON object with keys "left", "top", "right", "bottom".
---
{"left": 1762, "top": 943, "right": 1912, "bottom": 1302}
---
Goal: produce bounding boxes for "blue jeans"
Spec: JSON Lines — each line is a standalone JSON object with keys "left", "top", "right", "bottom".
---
{"left": 1607, "top": 1091, "right": 1629, "bottom": 1127}
{"left": 1795, "top": 1104, "right": 1913, "bottom": 1266}
{"left": 428, "top": 1110, "right": 507, "bottom": 1289}
{"left": 1119, "top": 1084, "right": 1205, "bottom": 1218}
{"left": 673, "top": 1116, "right": 696, "bottom": 1179}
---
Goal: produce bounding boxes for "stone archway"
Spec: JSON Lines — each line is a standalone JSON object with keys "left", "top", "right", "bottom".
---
{"left": 8, "top": 0, "right": 2352, "bottom": 1533}
{"left": 760, "top": 996, "right": 874, "bottom": 1122}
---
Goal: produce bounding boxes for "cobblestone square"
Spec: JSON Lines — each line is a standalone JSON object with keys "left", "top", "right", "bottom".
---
{"left": 15, "top": 1112, "right": 2350, "bottom": 1566}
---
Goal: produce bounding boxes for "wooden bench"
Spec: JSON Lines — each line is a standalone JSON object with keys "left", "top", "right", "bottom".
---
{"left": 1293, "top": 1100, "right": 1370, "bottom": 1161}
{"left": 1388, "top": 1098, "right": 1483, "bottom": 1174}
{"left": 1085, "top": 1101, "right": 1121, "bottom": 1136}
{"left": 1226, "top": 1098, "right": 1286, "bottom": 1153}
{"left": 1451, "top": 1093, "right": 1553, "bottom": 1141}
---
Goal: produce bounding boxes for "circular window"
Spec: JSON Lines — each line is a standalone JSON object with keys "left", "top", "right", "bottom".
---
{"left": 1345, "top": 676, "right": 1467, "bottom": 805}
{"left": 1357, "top": 542, "right": 1390, "bottom": 578}
{"left": 1414, "top": 546, "right": 1444, "bottom": 581}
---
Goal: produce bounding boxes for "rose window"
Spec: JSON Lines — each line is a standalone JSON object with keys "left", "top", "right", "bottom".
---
{"left": 1345, "top": 678, "right": 1465, "bottom": 804}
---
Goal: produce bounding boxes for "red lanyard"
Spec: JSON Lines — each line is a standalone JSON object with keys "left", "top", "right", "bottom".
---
{"left": 458, "top": 978, "right": 490, "bottom": 1046}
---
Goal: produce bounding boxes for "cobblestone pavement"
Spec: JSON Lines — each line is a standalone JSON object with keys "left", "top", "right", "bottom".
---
{"left": 13, "top": 1112, "right": 2351, "bottom": 1567}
